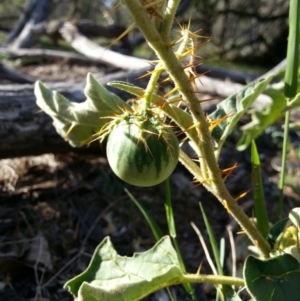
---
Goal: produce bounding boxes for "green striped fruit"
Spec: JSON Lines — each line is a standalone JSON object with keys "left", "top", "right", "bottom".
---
{"left": 106, "top": 119, "right": 179, "bottom": 187}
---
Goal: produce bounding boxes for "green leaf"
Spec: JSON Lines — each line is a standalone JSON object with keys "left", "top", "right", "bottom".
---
{"left": 35, "top": 74, "right": 130, "bottom": 147}
{"left": 237, "top": 81, "right": 300, "bottom": 151}
{"left": 244, "top": 254, "right": 300, "bottom": 301}
{"left": 199, "top": 203, "right": 223, "bottom": 276}
{"left": 108, "top": 81, "right": 145, "bottom": 97}
{"left": 251, "top": 140, "right": 269, "bottom": 238}
{"left": 126, "top": 186, "right": 185, "bottom": 301}
{"left": 85, "top": 76, "right": 131, "bottom": 113}
{"left": 125, "top": 188, "right": 164, "bottom": 241}
{"left": 208, "top": 75, "right": 274, "bottom": 155}
{"left": 282, "top": 92, "right": 300, "bottom": 112}
{"left": 237, "top": 84, "right": 285, "bottom": 151}
{"left": 227, "top": 290, "right": 243, "bottom": 301}
{"left": 200, "top": 203, "right": 238, "bottom": 301}
{"left": 289, "top": 208, "right": 300, "bottom": 231}
{"left": 164, "top": 179, "right": 196, "bottom": 299}
{"left": 164, "top": 179, "right": 176, "bottom": 239}
{"left": 267, "top": 218, "right": 290, "bottom": 248}
{"left": 64, "top": 236, "right": 184, "bottom": 301}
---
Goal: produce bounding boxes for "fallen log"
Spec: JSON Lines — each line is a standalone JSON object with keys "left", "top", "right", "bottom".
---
{"left": 0, "top": 63, "right": 35, "bottom": 84}
{"left": 59, "top": 22, "right": 149, "bottom": 70}
{"left": 0, "top": 46, "right": 260, "bottom": 84}
{"left": 0, "top": 47, "right": 97, "bottom": 64}
{"left": 0, "top": 46, "right": 291, "bottom": 160}
{"left": 0, "top": 69, "right": 150, "bottom": 159}
{"left": 31, "top": 20, "right": 130, "bottom": 49}
{"left": 7, "top": 0, "right": 54, "bottom": 49}
{"left": 0, "top": 67, "right": 279, "bottom": 160}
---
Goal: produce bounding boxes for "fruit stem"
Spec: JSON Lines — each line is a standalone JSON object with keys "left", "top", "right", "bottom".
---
{"left": 143, "top": 62, "right": 163, "bottom": 114}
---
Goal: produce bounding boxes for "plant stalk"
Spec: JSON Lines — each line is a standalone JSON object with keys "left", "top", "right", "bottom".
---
{"left": 278, "top": 0, "right": 300, "bottom": 220}
{"left": 123, "top": 0, "right": 270, "bottom": 258}
{"left": 143, "top": 62, "right": 163, "bottom": 112}
{"left": 182, "top": 274, "right": 244, "bottom": 287}
{"left": 277, "top": 110, "right": 291, "bottom": 221}
{"left": 160, "top": 0, "right": 180, "bottom": 40}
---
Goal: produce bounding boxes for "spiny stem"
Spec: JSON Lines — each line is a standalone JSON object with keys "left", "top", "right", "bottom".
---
{"left": 122, "top": 0, "right": 226, "bottom": 192}
{"left": 179, "top": 150, "right": 271, "bottom": 258}
{"left": 122, "top": 0, "right": 270, "bottom": 258}
{"left": 179, "top": 149, "right": 204, "bottom": 182}
{"left": 143, "top": 62, "right": 163, "bottom": 112}
{"left": 215, "top": 186, "right": 271, "bottom": 258}
{"left": 160, "top": 0, "right": 181, "bottom": 40}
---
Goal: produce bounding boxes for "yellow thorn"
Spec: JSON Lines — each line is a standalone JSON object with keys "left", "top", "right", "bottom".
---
{"left": 208, "top": 112, "right": 232, "bottom": 132}
{"left": 224, "top": 190, "right": 250, "bottom": 214}
{"left": 235, "top": 190, "right": 250, "bottom": 202}
{"left": 165, "top": 96, "right": 183, "bottom": 105}
{"left": 66, "top": 122, "right": 76, "bottom": 137}
{"left": 136, "top": 65, "right": 164, "bottom": 80}
{"left": 181, "top": 122, "right": 200, "bottom": 133}
{"left": 221, "top": 163, "right": 238, "bottom": 183}
{"left": 107, "top": 23, "right": 135, "bottom": 49}
{"left": 103, "top": 2, "right": 121, "bottom": 18}
{"left": 163, "top": 86, "right": 180, "bottom": 98}
{"left": 196, "top": 261, "right": 203, "bottom": 275}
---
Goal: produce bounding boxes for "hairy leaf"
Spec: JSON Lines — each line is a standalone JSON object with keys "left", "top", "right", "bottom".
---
{"left": 236, "top": 82, "right": 286, "bottom": 151}
{"left": 289, "top": 208, "right": 300, "bottom": 231}
{"left": 208, "top": 74, "right": 274, "bottom": 155}
{"left": 64, "top": 236, "right": 184, "bottom": 301}
{"left": 237, "top": 81, "right": 300, "bottom": 151}
{"left": 35, "top": 73, "right": 130, "bottom": 147}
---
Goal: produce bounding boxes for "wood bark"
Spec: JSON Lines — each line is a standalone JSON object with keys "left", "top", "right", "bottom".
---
{"left": 0, "top": 69, "right": 149, "bottom": 159}
{"left": 59, "top": 22, "right": 149, "bottom": 70}
{"left": 0, "top": 14, "right": 289, "bottom": 160}
{"left": 0, "top": 63, "right": 35, "bottom": 84}
{"left": 8, "top": 0, "right": 54, "bottom": 49}
{"left": 0, "top": 47, "right": 99, "bottom": 65}
{"left": 0, "top": 46, "right": 259, "bottom": 84}
{"left": 30, "top": 20, "right": 131, "bottom": 49}
{"left": 5, "top": 0, "right": 40, "bottom": 45}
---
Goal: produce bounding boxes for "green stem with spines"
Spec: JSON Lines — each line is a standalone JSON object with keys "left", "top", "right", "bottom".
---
{"left": 143, "top": 62, "right": 163, "bottom": 113}
{"left": 160, "top": 0, "right": 181, "bottom": 40}
{"left": 122, "top": 0, "right": 271, "bottom": 258}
